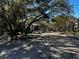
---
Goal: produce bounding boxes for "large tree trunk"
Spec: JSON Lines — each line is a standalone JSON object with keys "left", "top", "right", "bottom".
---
{"left": 25, "top": 14, "right": 42, "bottom": 35}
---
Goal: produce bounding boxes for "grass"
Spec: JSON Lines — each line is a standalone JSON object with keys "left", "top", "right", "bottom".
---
{"left": 63, "top": 31, "right": 79, "bottom": 36}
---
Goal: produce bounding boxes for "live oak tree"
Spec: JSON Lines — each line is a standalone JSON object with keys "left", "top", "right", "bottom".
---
{"left": 0, "top": 0, "right": 72, "bottom": 39}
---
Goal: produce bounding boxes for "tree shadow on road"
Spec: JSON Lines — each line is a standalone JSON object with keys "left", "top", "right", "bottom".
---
{"left": 0, "top": 35, "right": 79, "bottom": 59}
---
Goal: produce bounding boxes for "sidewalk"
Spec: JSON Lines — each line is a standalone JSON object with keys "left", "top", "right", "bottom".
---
{"left": 27, "top": 32, "right": 74, "bottom": 37}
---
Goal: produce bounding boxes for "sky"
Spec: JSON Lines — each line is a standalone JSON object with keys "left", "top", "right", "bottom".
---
{"left": 69, "top": 0, "right": 79, "bottom": 18}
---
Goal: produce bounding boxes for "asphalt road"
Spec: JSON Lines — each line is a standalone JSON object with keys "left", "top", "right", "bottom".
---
{"left": 0, "top": 34, "right": 79, "bottom": 59}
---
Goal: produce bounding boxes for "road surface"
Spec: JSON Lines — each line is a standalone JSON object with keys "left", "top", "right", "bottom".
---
{"left": 0, "top": 33, "right": 79, "bottom": 59}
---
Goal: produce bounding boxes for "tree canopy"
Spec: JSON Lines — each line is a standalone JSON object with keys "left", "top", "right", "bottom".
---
{"left": 0, "top": 0, "right": 72, "bottom": 39}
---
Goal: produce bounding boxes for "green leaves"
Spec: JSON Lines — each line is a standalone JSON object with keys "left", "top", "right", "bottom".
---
{"left": 0, "top": 0, "right": 72, "bottom": 39}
